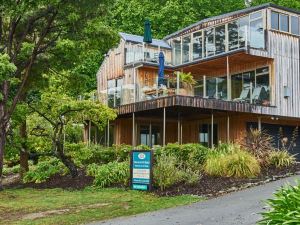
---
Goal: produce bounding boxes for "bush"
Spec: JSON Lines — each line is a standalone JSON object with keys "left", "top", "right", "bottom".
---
{"left": 163, "top": 143, "right": 209, "bottom": 165}
{"left": 66, "top": 143, "right": 131, "bottom": 167}
{"left": 268, "top": 150, "right": 296, "bottom": 168}
{"left": 153, "top": 154, "right": 201, "bottom": 191}
{"left": 87, "top": 161, "right": 129, "bottom": 188}
{"left": 23, "top": 158, "right": 67, "bottom": 183}
{"left": 153, "top": 154, "right": 184, "bottom": 191}
{"left": 240, "top": 128, "right": 274, "bottom": 166}
{"left": 2, "top": 164, "right": 20, "bottom": 176}
{"left": 224, "top": 150, "right": 260, "bottom": 178}
{"left": 204, "top": 144, "right": 260, "bottom": 178}
{"left": 259, "top": 182, "right": 300, "bottom": 224}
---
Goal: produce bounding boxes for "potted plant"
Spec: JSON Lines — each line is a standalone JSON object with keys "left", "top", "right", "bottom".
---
{"left": 178, "top": 72, "right": 196, "bottom": 96}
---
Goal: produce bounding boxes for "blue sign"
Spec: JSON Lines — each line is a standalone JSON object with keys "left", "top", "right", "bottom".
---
{"left": 131, "top": 150, "right": 153, "bottom": 191}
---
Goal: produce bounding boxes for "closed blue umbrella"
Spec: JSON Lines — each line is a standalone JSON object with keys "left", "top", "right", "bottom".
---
{"left": 158, "top": 51, "right": 165, "bottom": 86}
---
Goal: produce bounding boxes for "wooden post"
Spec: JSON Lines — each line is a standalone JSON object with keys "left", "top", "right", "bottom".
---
{"left": 132, "top": 113, "right": 136, "bottom": 147}
{"left": 211, "top": 112, "right": 214, "bottom": 148}
{"left": 163, "top": 107, "right": 166, "bottom": 146}
{"left": 227, "top": 115, "right": 230, "bottom": 142}
{"left": 88, "top": 120, "right": 91, "bottom": 146}
{"left": 149, "top": 121, "right": 152, "bottom": 148}
{"left": 176, "top": 71, "right": 180, "bottom": 95}
{"left": 177, "top": 113, "right": 180, "bottom": 143}
{"left": 133, "top": 66, "right": 136, "bottom": 103}
{"left": 258, "top": 117, "right": 262, "bottom": 131}
{"left": 227, "top": 56, "right": 231, "bottom": 100}
{"left": 203, "top": 75, "right": 207, "bottom": 97}
{"left": 107, "top": 120, "right": 110, "bottom": 147}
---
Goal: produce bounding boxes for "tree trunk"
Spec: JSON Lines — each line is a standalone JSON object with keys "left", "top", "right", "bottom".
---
{"left": 19, "top": 121, "right": 29, "bottom": 179}
{"left": 55, "top": 138, "right": 78, "bottom": 178}
{"left": 0, "top": 128, "right": 6, "bottom": 191}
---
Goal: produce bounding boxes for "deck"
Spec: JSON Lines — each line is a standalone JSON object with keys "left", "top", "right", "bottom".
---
{"left": 116, "top": 95, "right": 278, "bottom": 116}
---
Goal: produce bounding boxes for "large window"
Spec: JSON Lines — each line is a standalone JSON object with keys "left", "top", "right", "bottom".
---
{"left": 204, "top": 28, "right": 215, "bottom": 57}
{"left": 228, "top": 21, "right": 239, "bottom": 50}
{"left": 280, "top": 14, "right": 289, "bottom": 32}
{"left": 215, "top": 25, "right": 226, "bottom": 54}
{"left": 139, "top": 125, "right": 161, "bottom": 147}
{"left": 107, "top": 78, "right": 123, "bottom": 107}
{"left": 172, "top": 37, "right": 181, "bottom": 65}
{"left": 271, "top": 11, "right": 279, "bottom": 30}
{"left": 271, "top": 11, "right": 299, "bottom": 36}
{"left": 231, "top": 67, "right": 269, "bottom": 104}
{"left": 239, "top": 16, "right": 249, "bottom": 48}
{"left": 291, "top": 16, "right": 300, "bottom": 35}
{"left": 250, "top": 11, "right": 264, "bottom": 49}
{"left": 182, "top": 35, "right": 191, "bottom": 63}
{"left": 193, "top": 31, "right": 203, "bottom": 60}
{"left": 199, "top": 124, "right": 218, "bottom": 147}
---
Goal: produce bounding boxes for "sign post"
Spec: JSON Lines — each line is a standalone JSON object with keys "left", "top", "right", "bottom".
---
{"left": 130, "top": 150, "right": 153, "bottom": 191}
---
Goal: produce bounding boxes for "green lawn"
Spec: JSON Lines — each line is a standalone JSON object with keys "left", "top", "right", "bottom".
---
{"left": 0, "top": 188, "right": 201, "bottom": 225}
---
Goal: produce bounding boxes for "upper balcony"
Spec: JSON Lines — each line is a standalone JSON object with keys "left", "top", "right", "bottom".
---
{"left": 167, "top": 10, "right": 266, "bottom": 67}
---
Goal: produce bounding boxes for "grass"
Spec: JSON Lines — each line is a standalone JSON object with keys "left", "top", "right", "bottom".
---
{"left": 0, "top": 188, "right": 201, "bottom": 225}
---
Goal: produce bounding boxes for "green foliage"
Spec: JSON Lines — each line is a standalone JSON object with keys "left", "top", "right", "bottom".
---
{"left": 109, "top": 0, "right": 246, "bottom": 39}
{"left": 268, "top": 150, "right": 296, "bottom": 168}
{"left": 259, "top": 182, "right": 300, "bottom": 225}
{"left": 153, "top": 154, "right": 185, "bottom": 191}
{"left": 154, "top": 153, "right": 201, "bottom": 191}
{"left": 87, "top": 161, "right": 130, "bottom": 188}
{"left": 240, "top": 128, "right": 274, "bottom": 166}
{"left": 163, "top": 143, "right": 209, "bottom": 165}
{"left": 23, "top": 158, "right": 67, "bottom": 183}
{"left": 0, "top": 53, "right": 17, "bottom": 83}
{"left": 66, "top": 144, "right": 131, "bottom": 167}
{"left": 204, "top": 144, "right": 260, "bottom": 178}
{"left": 2, "top": 165, "right": 20, "bottom": 176}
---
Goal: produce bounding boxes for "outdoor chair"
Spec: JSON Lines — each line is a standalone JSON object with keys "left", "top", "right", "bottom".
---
{"left": 233, "top": 87, "right": 250, "bottom": 102}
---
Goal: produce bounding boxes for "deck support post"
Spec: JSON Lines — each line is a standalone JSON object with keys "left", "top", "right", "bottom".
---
{"left": 258, "top": 117, "right": 262, "bottom": 131}
{"left": 176, "top": 71, "right": 180, "bottom": 95}
{"left": 163, "top": 107, "right": 166, "bottom": 146}
{"left": 132, "top": 112, "right": 136, "bottom": 147}
{"left": 88, "top": 120, "right": 91, "bottom": 146}
{"left": 107, "top": 120, "right": 110, "bottom": 147}
{"left": 227, "top": 115, "right": 230, "bottom": 142}
{"left": 211, "top": 112, "right": 214, "bottom": 148}
{"left": 226, "top": 56, "right": 231, "bottom": 100}
{"left": 149, "top": 121, "right": 152, "bottom": 148}
{"left": 177, "top": 113, "right": 180, "bottom": 144}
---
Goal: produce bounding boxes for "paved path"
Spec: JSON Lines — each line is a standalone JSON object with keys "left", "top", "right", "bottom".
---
{"left": 90, "top": 175, "right": 300, "bottom": 225}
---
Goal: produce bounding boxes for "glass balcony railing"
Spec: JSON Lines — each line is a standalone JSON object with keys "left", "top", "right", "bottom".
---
{"left": 102, "top": 71, "right": 271, "bottom": 108}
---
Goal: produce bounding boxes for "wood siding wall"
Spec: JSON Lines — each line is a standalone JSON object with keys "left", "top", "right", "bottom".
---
{"left": 251, "top": 30, "right": 300, "bottom": 118}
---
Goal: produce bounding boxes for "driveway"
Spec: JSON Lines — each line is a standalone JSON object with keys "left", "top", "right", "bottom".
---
{"left": 90, "top": 175, "right": 300, "bottom": 225}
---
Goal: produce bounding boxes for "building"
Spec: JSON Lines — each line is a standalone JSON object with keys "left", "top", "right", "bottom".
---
{"left": 96, "top": 3, "right": 300, "bottom": 157}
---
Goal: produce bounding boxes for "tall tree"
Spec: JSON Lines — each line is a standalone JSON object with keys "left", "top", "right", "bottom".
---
{"left": 0, "top": 0, "right": 116, "bottom": 189}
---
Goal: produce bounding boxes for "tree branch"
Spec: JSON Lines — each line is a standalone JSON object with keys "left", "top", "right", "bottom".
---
{"left": 27, "top": 104, "right": 56, "bottom": 127}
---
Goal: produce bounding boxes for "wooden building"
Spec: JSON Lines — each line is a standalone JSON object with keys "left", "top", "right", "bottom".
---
{"left": 96, "top": 3, "right": 300, "bottom": 158}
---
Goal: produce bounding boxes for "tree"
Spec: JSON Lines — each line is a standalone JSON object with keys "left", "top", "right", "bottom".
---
{"left": 27, "top": 87, "right": 116, "bottom": 177}
{"left": 0, "top": 0, "right": 116, "bottom": 189}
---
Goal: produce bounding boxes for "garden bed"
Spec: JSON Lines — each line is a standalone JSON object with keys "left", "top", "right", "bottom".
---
{"left": 155, "top": 163, "right": 300, "bottom": 197}
{"left": 4, "top": 169, "right": 93, "bottom": 190}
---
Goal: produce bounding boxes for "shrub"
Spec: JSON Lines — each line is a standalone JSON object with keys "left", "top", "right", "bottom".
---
{"left": 268, "top": 150, "right": 296, "bottom": 168}
{"left": 23, "top": 158, "right": 67, "bottom": 183}
{"left": 153, "top": 154, "right": 201, "bottom": 190}
{"left": 163, "top": 143, "right": 209, "bottom": 165}
{"left": 66, "top": 143, "right": 131, "bottom": 167}
{"left": 224, "top": 150, "right": 260, "bottom": 178}
{"left": 3, "top": 164, "right": 20, "bottom": 176}
{"left": 259, "top": 182, "right": 300, "bottom": 225}
{"left": 239, "top": 128, "right": 274, "bottom": 166}
{"left": 153, "top": 154, "right": 184, "bottom": 191}
{"left": 87, "top": 161, "right": 129, "bottom": 188}
{"left": 204, "top": 144, "right": 260, "bottom": 178}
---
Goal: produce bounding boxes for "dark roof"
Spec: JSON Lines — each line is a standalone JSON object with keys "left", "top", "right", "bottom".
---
{"left": 119, "top": 32, "right": 171, "bottom": 49}
{"left": 164, "top": 3, "right": 300, "bottom": 40}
